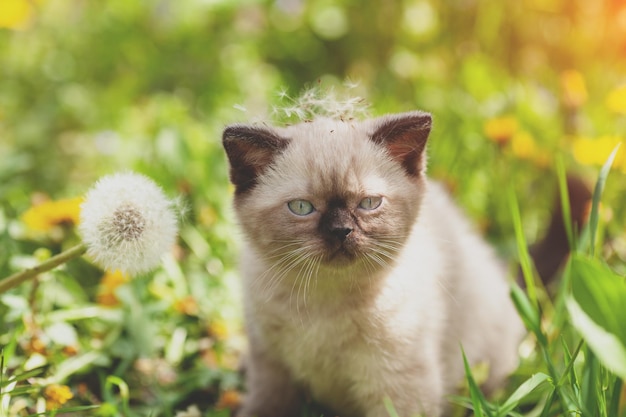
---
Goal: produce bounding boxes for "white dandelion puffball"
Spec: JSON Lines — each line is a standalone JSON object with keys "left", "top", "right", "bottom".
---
{"left": 79, "top": 172, "right": 178, "bottom": 275}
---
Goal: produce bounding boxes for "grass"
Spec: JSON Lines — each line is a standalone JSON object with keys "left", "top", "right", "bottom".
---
{"left": 453, "top": 146, "right": 626, "bottom": 417}
{"left": 1, "top": 144, "right": 625, "bottom": 417}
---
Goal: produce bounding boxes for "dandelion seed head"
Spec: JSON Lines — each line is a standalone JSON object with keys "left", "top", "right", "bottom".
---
{"left": 110, "top": 204, "right": 145, "bottom": 240}
{"left": 233, "top": 103, "right": 247, "bottom": 113}
{"left": 269, "top": 81, "right": 370, "bottom": 125}
{"left": 79, "top": 172, "right": 178, "bottom": 275}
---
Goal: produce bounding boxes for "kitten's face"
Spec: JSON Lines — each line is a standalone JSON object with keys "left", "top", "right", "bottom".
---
{"left": 223, "top": 112, "right": 432, "bottom": 280}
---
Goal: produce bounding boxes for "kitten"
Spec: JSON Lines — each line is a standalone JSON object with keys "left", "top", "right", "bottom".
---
{"left": 222, "top": 111, "right": 525, "bottom": 417}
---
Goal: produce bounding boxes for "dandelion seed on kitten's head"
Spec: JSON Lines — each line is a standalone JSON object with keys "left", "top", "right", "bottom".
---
{"left": 79, "top": 172, "right": 178, "bottom": 275}
{"left": 270, "top": 81, "right": 370, "bottom": 124}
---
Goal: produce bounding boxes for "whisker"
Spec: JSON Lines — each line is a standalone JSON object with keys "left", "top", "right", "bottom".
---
{"left": 365, "top": 252, "right": 389, "bottom": 269}
{"left": 436, "top": 273, "right": 459, "bottom": 307}
{"left": 259, "top": 243, "right": 319, "bottom": 301}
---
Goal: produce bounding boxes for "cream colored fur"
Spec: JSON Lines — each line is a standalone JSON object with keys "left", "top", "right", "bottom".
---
{"left": 224, "top": 114, "right": 525, "bottom": 417}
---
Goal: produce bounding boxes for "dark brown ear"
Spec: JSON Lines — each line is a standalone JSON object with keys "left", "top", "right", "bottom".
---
{"left": 222, "top": 125, "right": 290, "bottom": 194}
{"left": 369, "top": 111, "right": 432, "bottom": 177}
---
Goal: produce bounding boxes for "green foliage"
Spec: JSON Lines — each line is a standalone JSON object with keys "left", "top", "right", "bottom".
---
{"left": 452, "top": 161, "right": 626, "bottom": 416}
{"left": 568, "top": 255, "right": 626, "bottom": 379}
{"left": 2, "top": 0, "right": 626, "bottom": 416}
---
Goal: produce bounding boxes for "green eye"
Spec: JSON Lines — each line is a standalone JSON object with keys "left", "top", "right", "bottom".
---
{"left": 359, "top": 196, "right": 382, "bottom": 210}
{"left": 287, "top": 200, "right": 315, "bottom": 216}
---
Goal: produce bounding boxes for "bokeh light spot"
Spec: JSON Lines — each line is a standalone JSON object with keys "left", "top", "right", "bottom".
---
{"left": 309, "top": 5, "right": 348, "bottom": 40}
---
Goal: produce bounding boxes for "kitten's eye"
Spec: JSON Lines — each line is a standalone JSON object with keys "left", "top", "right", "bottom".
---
{"left": 358, "top": 196, "right": 382, "bottom": 210}
{"left": 287, "top": 200, "right": 315, "bottom": 216}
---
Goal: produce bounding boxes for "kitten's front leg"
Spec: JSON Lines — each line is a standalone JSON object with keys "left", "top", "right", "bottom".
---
{"left": 237, "top": 347, "right": 304, "bottom": 417}
{"left": 365, "top": 399, "right": 442, "bottom": 417}
{"left": 364, "top": 390, "right": 443, "bottom": 417}
{"left": 362, "top": 361, "right": 445, "bottom": 417}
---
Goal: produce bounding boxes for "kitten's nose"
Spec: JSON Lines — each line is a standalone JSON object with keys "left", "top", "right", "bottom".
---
{"left": 322, "top": 206, "right": 355, "bottom": 241}
{"left": 331, "top": 226, "right": 353, "bottom": 241}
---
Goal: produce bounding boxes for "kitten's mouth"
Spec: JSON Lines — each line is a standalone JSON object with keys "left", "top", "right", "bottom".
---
{"left": 325, "top": 247, "right": 358, "bottom": 265}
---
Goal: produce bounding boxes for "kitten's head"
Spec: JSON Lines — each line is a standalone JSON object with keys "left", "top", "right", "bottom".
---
{"left": 223, "top": 111, "right": 432, "bottom": 280}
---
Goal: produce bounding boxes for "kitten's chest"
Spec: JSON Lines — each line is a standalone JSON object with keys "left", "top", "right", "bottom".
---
{"left": 261, "top": 306, "right": 380, "bottom": 410}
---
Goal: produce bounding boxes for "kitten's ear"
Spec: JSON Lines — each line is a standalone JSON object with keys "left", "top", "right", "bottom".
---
{"left": 369, "top": 111, "right": 432, "bottom": 177}
{"left": 222, "top": 125, "right": 289, "bottom": 194}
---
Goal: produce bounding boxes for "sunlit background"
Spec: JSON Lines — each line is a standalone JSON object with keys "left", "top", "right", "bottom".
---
{"left": 3, "top": 0, "right": 626, "bottom": 233}
{"left": 2, "top": 0, "right": 626, "bottom": 415}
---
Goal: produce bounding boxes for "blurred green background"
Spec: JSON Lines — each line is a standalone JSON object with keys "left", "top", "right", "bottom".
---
{"left": 2, "top": 0, "right": 626, "bottom": 415}
{"left": 2, "top": 0, "right": 626, "bottom": 242}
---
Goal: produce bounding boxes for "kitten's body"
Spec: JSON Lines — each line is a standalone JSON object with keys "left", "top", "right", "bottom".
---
{"left": 223, "top": 112, "right": 524, "bottom": 417}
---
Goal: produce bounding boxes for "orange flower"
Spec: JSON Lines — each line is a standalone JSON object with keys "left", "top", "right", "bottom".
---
{"left": 484, "top": 116, "right": 518, "bottom": 145}
{"left": 96, "top": 270, "right": 129, "bottom": 306}
{"left": 215, "top": 389, "right": 242, "bottom": 410}
{"left": 44, "top": 384, "right": 73, "bottom": 410}
{"left": 25, "top": 335, "right": 48, "bottom": 355}
{"left": 174, "top": 296, "right": 199, "bottom": 315}
{"left": 561, "top": 70, "right": 587, "bottom": 108}
{"left": 62, "top": 345, "right": 79, "bottom": 356}
{"left": 21, "top": 196, "right": 83, "bottom": 233}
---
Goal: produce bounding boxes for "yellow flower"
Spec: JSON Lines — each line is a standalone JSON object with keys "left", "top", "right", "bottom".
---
{"left": 199, "top": 205, "right": 217, "bottom": 227}
{"left": 21, "top": 197, "right": 83, "bottom": 233}
{"left": 484, "top": 116, "right": 518, "bottom": 145}
{"left": 606, "top": 85, "right": 626, "bottom": 114}
{"left": 508, "top": 131, "right": 551, "bottom": 166}
{"left": 561, "top": 70, "right": 587, "bottom": 108}
{"left": 44, "top": 384, "right": 73, "bottom": 410}
{"left": 510, "top": 131, "right": 537, "bottom": 160}
{"left": 571, "top": 135, "right": 625, "bottom": 171}
{"left": 0, "top": 0, "right": 34, "bottom": 29}
{"left": 96, "top": 270, "right": 129, "bottom": 306}
{"left": 208, "top": 319, "right": 229, "bottom": 340}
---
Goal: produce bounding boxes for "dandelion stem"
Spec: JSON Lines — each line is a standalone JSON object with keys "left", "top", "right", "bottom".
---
{"left": 0, "top": 243, "right": 87, "bottom": 294}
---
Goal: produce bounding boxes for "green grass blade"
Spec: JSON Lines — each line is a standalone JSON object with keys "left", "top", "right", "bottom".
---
{"left": 104, "top": 375, "right": 139, "bottom": 417}
{"left": 0, "top": 349, "right": 3, "bottom": 397}
{"left": 508, "top": 187, "right": 537, "bottom": 308}
{"left": 383, "top": 396, "right": 401, "bottom": 417}
{"left": 2, "top": 367, "right": 46, "bottom": 387}
{"left": 557, "top": 338, "right": 584, "bottom": 389}
{"left": 511, "top": 283, "right": 576, "bottom": 414}
{"left": 555, "top": 155, "right": 575, "bottom": 251}
{"left": 499, "top": 372, "right": 550, "bottom": 413}
{"left": 551, "top": 252, "right": 573, "bottom": 333}
{"left": 3, "top": 385, "right": 38, "bottom": 396}
{"left": 23, "top": 405, "right": 100, "bottom": 417}
{"left": 581, "top": 347, "right": 600, "bottom": 417}
{"left": 0, "top": 349, "right": 5, "bottom": 417}
{"left": 608, "top": 377, "right": 622, "bottom": 417}
{"left": 583, "top": 144, "right": 620, "bottom": 257}
{"left": 461, "top": 347, "right": 493, "bottom": 417}
{"left": 510, "top": 285, "right": 542, "bottom": 340}
{"left": 538, "top": 390, "right": 556, "bottom": 417}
